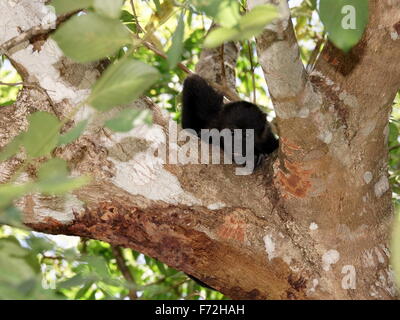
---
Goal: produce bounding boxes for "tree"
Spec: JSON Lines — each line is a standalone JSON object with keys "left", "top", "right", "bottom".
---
{"left": 0, "top": 0, "right": 399, "bottom": 300}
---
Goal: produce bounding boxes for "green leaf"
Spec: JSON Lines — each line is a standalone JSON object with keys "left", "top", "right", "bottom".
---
{"left": 88, "top": 59, "right": 160, "bottom": 111}
{"left": 105, "top": 108, "right": 152, "bottom": 132}
{"left": 58, "top": 274, "right": 88, "bottom": 289}
{"left": 215, "top": 0, "right": 241, "bottom": 28}
{"left": 204, "top": 5, "right": 278, "bottom": 48}
{"left": 319, "top": 0, "right": 369, "bottom": 52}
{"left": 204, "top": 27, "right": 242, "bottom": 48}
{"left": 121, "top": 10, "right": 134, "bottom": 23}
{"left": 38, "top": 158, "right": 69, "bottom": 181}
{"left": 52, "top": 13, "right": 131, "bottom": 63}
{"left": 0, "top": 206, "right": 23, "bottom": 228}
{"left": 0, "top": 100, "right": 15, "bottom": 107}
{"left": 58, "top": 120, "right": 88, "bottom": 146}
{"left": 0, "top": 183, "right": 34, "bottom": 209}
{"left": 37, "top": 158, "right": 89, "bottom": 195}
{"left": 238, "top": 5, "right": 279, "bottom": 36}
{"left": 50, "top": 0, "right": 94, "bottom": 15}
{"left": 23, "top": 112, "right": 60, "bottom": 158}
{"left": 0, "top": 134, "right": 22, "bottom": 162}
{"left": 153, "top": 0, "right": 161, "bottom": 12}
{"left": 93, "top": 0, "right": 124, "bottom": 19}
{"left": 74, "top": 281, "right": 94, "bottom": 299}
{"left": 167, "top": 14, "right": 185, "bottom": 68}
{"left": 192, "top": 0, "right": 240, "bottom": 27}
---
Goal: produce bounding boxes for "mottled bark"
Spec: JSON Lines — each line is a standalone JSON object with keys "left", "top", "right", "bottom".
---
{"left": 0, "top": 0, "right": 399, "bottom": 299}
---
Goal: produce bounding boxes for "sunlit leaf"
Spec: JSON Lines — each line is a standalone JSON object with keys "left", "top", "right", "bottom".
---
{"left": 105, "top": 108, "right": 146, "bottom": 132}
{"left": 85, "top": 256, "right": 110, "bottom": 279}
{"left": 58, "top": 274, "right": 88, "bottom": 289}
{"left": 204, "top": 5, "right": 278, "bottom": 48}
{"left": 38, "top": 158, "right": 69, "bottom": 181}
{"left": 0, "top": 134, "right": 22, "bottom": 162}
{"left": 0, "top": 206, "right": 23, "bottom": 228}
{"left": 23, "top": 112, "right": 60, "bottom": 158}
{"left": 37, "top": 158, "right": 90, "bottom": 195}
{"left": 58, "top": 120, "right": 88, "bottom": 146}
{"left": 53, "top": 13, "right": 131, "bottom": 63}
{"left": 50, "top": 0, "right": 94, "bottom": 15}
{"left": 0, "top": 183, "right": 34, "bottom": 209}
{"left": 319, "top": 0, "right": 369, "bottom": 52}
{"left": 167, "top": 13, "right": 185, "bottom": 68}
{"left": 204, "top": 27, "right": 241, "bottom": 48}
{"left": 93, "top": 0, "right": 124, "bottom": 19}
{"left": 238, "top": 5, "right": 279, "bottom": 36}
{"left": 0, "top": 100, "right": 15, "bottom": 107}
{"left": 88, "top": 59, "right": 160, "bottom": 111}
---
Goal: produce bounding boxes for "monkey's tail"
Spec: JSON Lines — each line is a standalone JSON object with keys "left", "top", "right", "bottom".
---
{"left": 182, "top": 74, "right": 223, "bottom": 133}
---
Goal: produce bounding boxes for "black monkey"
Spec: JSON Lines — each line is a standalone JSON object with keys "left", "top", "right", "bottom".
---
{"left": 182, "top": 74, "right": 278, "bottom": 167}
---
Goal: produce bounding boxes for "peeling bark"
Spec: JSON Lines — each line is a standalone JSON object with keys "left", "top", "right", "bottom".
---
{"left": 0, "top": 0, "right": 399, "bottom": 299}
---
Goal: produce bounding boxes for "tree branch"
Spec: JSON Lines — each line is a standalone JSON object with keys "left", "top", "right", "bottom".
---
{"left": 111, "top": 246, "right": 138, "bottom": 300}
{"left": 249, "top": 0, "right": 307, "bottom": 106}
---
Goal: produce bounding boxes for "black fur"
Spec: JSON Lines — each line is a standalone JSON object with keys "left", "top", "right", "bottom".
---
{"left": 182, "top": 74, "right": 278, "bottom": 165}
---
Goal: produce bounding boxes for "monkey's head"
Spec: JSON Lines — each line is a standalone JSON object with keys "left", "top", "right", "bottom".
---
{"left": 219, "top": 101, "right": 279, "bottom": 161}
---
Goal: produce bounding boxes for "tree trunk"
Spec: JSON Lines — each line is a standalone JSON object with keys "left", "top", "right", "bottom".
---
{"left": 0, "top": 0, "right": 399, "bottom": 299}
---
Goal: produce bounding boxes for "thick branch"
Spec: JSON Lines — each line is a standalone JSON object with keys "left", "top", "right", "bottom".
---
{"left": 249, "top": 0, "right": 307, "bottom": 107}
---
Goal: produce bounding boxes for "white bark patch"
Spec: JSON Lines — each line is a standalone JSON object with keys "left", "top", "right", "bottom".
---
{"left": 309, "top": 222, "right": 318, "bottom": 231}
{"left": 359, "top": 119, "right": 377, "bottom": 137}
{"left": 297, "top": 107, "right": 310, "bottom": 118}
{"left": 322, "top": 249, "right": 340, "bottom": 271}
{"left": 363, "top": 171, "right": 373, "bottom": 184}
{"left": 103, "top": 124, "right": 201, "bottom": 206}
{"left": 263, "top": 234, "right": 276, "bottom": 261}
{"left": 338, "top": 91, "right": 359, "bottom": 108}
{"left": 28, "top": 194, "right": 84, "bottom": 224}
{"left": 207, "top": 202, "right": 226, "bottom": 210}
{"left": 383, "top": 124, "right": 389, "bottom": 144}
{"left": 308, "top": 278, "right": 319, "bottom": 294}
{"left": 391, "top": 31, "right": 399, "bottom": 40}
{"left": 374, "top": 176, "right": 389, "bottom": 198}
{"left": 318, "top": 130, "right": 333, "bottom": 144}
{"left": 259, "top": 41, "right": 305, "bottom": 102}
{"left": 1, "top": 1, "right": 94, "bottom": 105}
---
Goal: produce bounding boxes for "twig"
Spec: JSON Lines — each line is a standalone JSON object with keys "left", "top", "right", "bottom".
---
{"left": 111, "top": 246, "right": 137, "bottom": 300}
{"left": 220, "top": 44, "right": 227, "bottom": 88}
{"left": 247, "top": 40, "right": 256, "bottom": 104}
{"left": 143, "top": 40, "right": 192, "bottom": 74}
{"left": 0, "top": 81, "right": 23, "bottom": 86}
{"left": 0, "top": 12, "right": 78, "bottom": 54}
{"left": 307, "top": 37, "right": 325, "bottom": 73}
{"left": 0, "top": 80, "right": 60, "bottom": 118}
{"left": 390, "top": 144, "right": 400, "bottom": 152}
{"left": 141, "top": 41, "right": 240, "bottom": 102}
{"left": 130, "top": 0, "right": 144, "bottom": 35}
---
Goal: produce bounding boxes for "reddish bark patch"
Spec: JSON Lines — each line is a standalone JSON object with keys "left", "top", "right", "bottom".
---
{"left": 275, "top": 159, "right": 313, "bottom": 198}
{"left": 394, "top": 21, "right": 400, "bottom": 36}
{"left": 216, "top": 213, "right": 247, "bottom": 243}
{"left": 280, "top": 137, "right": 301, "bottom": 157}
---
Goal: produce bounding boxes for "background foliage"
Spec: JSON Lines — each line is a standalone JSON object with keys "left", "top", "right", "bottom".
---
{"left": 1, "top": 0, "right": 398, "bottom": 300}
